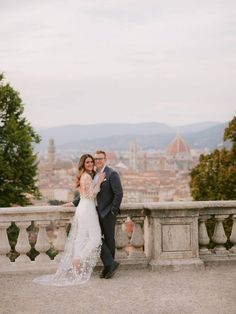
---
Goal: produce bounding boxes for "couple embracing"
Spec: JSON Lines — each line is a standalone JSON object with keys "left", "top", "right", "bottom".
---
{"left": 34, "top": 150, "right": 123, "bottom": 286}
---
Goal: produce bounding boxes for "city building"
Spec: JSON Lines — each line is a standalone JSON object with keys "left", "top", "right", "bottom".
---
{"left": 36, "top": 134, "right": 197, "bottom": 204}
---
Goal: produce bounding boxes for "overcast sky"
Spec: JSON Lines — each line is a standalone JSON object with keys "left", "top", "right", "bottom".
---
{"left": 0, "top": 0, "right": 235, "bottom": 128}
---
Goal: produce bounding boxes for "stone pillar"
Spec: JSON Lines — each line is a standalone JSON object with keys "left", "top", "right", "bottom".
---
{"left": 199, "top": 216, "right": 211, "bottom": 255}
{"left": 149, "top": 209, "right": 204, "bottom": 270}
{"left": 15, "top": 222, "right": 31, "bottom": 263}
{"left": 144, "top": 216, "right": 153, "bottom": 258}
{"left": 53, "top": 220, "right": 68, "bottom": 261}
{"left": 0, "top": 222, "right": 11, "bottom": 264}
{"left": 229, "top": 214, "right": 236, "bottom": 254}
{"left": 115, "top": 218, "right": 129, "bottom": 259}
{"left": 212, "top": 215, "right": 228, "bottom": 254}
{"left": 35, "top": 221, "right": 51, "bottom": 262}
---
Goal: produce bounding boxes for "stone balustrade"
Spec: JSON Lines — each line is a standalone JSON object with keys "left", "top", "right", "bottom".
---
{"left": 1, "top": 201, "right": 236, "bottom": 273}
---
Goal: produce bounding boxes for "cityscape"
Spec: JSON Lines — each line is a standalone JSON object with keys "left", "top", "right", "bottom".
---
{"left": 36, "top": 133, "right": 205, "bottom": 205}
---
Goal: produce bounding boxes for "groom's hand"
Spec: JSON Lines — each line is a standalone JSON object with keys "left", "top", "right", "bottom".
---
{"left": 111, "top": 209, "right": 118, "bottom": 216}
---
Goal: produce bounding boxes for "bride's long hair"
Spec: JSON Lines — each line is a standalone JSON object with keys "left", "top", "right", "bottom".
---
{"left": 76, "top": 154, "right": 95, "bottom": 187}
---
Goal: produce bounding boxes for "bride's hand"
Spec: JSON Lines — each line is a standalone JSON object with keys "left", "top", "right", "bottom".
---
{"left": 63, "top": 202, "right": 73, "bottom": 207}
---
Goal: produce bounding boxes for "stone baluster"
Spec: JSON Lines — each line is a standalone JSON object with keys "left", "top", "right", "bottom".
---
{"left": 198, "top": 216, "right": 211, "bottom": 255}
{"left": 212, "top": 215, "right": 228, "bottom": 254}
{"left": 229, "top": 214, "right": 236, "bottom": 254}
{"left": 143, "top": 216, "right": 152, "bottom": 258}
{"left": 53, "top": 220, "right": 68, "bottom": 261}
{"left": 15, "top": 222, "right": 31, "bottom": 263}
{"left": 35, "top": 221, "right": 51, "bottom": 262}
{"left": 129, "top": 221, "right": 145, "bottom": 259}
{"left": 0, "top": 222, "right": 11, "bottom": 264}
{"left": 115, "top": 218, "right": 129, "bottom": 259}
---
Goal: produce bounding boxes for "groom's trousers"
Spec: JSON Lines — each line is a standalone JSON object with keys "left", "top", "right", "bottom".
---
{"left": 99, "top": 212, "right": 116, "bottom": 266}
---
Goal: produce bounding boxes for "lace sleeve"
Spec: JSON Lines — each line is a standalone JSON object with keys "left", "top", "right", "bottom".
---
{"left": 80, "top": 173, "right": 100, "bottom": 200}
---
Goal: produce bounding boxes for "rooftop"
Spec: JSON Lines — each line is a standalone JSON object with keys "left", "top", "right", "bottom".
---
{"left": 166, "top": 134, "right": 191, "bottom": 155}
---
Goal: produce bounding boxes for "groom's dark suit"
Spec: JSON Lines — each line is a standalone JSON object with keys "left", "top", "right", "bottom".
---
{"left": 72, "top": 165, "right": 123, "bottom": 267}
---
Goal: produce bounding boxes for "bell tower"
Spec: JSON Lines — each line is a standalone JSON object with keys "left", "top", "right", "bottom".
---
{"left": 129, "top": 140, "right": 137, "bottom": 171}
{"left": 48, "top": 138, "right": 55, "bottom": 165}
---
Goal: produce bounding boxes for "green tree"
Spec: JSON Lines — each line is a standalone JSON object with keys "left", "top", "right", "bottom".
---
{"left": 0, "top": 73, "right": 41, "bottom": 206}
{"left": 224, "top": 115, "right": 236, "bottom": 150}
{"left": 190, "top": 116, "right": 236, "bottom": 200}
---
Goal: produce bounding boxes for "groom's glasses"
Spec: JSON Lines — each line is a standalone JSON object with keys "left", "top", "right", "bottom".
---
{"left": 94, "top": 158, "right": 105, "bottom": 161}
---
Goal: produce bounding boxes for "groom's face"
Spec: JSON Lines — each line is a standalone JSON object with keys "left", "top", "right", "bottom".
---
{"left": 94, "top": 153, "right": 106, "bottom": 171}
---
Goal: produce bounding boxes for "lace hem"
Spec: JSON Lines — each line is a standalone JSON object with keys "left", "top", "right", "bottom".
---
{"left": 34, "top": 200, "right": 102, "bottom": 286}
{"left": 33, "top": 246, "right": 101, "bottom": 286}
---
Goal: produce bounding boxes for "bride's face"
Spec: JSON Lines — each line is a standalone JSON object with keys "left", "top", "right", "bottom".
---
{"left": 84, "top": 157, "right": 94, "bottom": 172}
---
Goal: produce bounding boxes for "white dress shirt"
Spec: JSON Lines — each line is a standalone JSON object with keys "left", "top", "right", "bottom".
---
{"left": 94, "top": 164, "right": 106, "bottom": 206}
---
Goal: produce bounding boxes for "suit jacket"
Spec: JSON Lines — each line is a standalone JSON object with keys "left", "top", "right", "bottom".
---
{"left": 72, "top": 166, "right": 123, "bottom": 218}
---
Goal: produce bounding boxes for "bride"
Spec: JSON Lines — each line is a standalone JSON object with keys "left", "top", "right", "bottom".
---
{"left": 34, "top": 154, "right": 105, "bottom": 286}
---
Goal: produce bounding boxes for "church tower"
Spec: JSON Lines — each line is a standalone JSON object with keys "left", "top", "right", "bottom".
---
{"left": 142, "top": 151, "right": 148, "bottom": 172}
{"left": 166, "top": 133, "right": 192, "bottom": 170}
{"left": 166, "top": 133, "right": 191, "bottom": 159}
{"left": 48, "top": 138, "right": 55, "bottom": 165}
{"left": 129, "top": 140, "right": 137, "bottom": 171}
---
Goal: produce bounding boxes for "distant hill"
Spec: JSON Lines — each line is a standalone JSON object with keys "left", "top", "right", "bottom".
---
{"left": 37, "top": 122, "right": 173, "bottom": 147}
{"left": 182, "top": 123, "right": 228, "bottom": 149}
{"left": 174, "top": 121, "right": 222, "bottom": 134}
{"left": 36, "top": 121, "right": 228, "bottom": 152}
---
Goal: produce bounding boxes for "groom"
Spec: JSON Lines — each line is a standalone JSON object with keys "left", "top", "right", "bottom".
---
{"left": 73, "top": 150, "right": 123, "bottom": 279}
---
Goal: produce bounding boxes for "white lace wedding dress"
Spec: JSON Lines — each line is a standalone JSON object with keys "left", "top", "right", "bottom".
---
{"left": 34, "top": 173, "right": 102, "bottom": 286}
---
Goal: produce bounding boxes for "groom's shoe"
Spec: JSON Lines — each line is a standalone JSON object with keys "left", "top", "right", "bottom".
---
{"left": 99, "top": 266, "right": 109, "bottom": 278}
{"left": 105, "top": 261, "right": 120, "bottom": 279}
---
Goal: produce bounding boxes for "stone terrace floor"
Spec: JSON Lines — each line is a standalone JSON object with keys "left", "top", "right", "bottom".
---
{"left": 1, "top": 264, "right": 236, "bottom": 314}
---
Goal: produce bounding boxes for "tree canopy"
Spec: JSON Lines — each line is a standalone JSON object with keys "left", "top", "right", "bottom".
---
{"left": 0, "top": 73, "right": 41, "bottom": 207}
{"left": 190, "top": 116, "right": 236, "bottom": 200}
